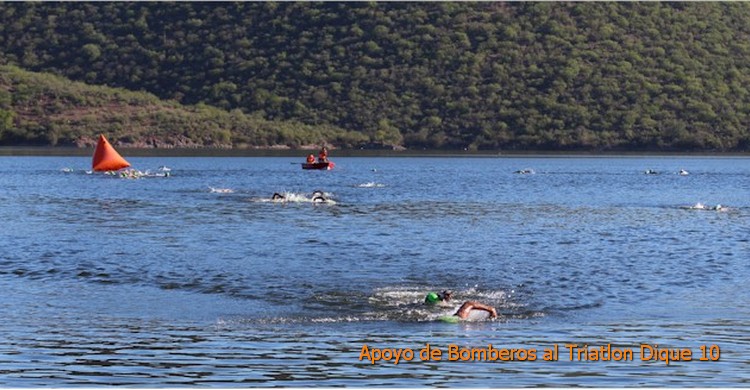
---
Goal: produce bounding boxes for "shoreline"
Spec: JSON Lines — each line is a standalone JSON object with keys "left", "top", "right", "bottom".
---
{"left": 0, "top": 146, "right": 748, "bottom": 158}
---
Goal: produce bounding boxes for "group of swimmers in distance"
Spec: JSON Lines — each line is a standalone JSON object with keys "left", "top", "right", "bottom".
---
{"left": 511, "top": 167, "right": 727, "bottom": 211}
{"left": 271, "top": 189, "right": 329, "bottom": 203}
{"left": 683, "top": 203, "right": 728, "bottom": 212}
{"left": 61, "top": 166, "right": 172, "bottom": 178}
{"left": 641, "top": 168, "right": 731, "bottom": 211}
{"left": 108, "top": 168, "right": 170, "bottom": 179}
{"left": 515, "top": 168, "right": 690, "bottom": 176}
{"left": 644, "top": 168, "right": 690, "bottom": 175}
{"left": 424, "top": 290, "right": 498, "bottom": 320}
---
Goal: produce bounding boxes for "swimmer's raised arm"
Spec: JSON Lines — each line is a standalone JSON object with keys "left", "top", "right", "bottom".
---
{"left": 454, "top": 301, "right": 497, "bottom": 319}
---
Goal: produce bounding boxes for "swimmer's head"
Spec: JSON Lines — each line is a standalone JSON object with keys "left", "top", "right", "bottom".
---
{"left": 425, "top": 290, "right": 452, "bottom": 304}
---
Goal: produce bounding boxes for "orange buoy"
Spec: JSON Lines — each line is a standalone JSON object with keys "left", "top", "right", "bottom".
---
{"left": 92, "top": 134, "right": 131, "bottom": 171}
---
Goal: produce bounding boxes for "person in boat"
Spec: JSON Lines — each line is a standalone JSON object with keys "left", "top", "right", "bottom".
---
{"left": 306, "top": 154, "right": 315, "bottom": 164}
{"left": 425, "top": 290, "right": 497, "bottom": 320}
{"left": 318, "top": 147, "right": 329, "bottom": 163}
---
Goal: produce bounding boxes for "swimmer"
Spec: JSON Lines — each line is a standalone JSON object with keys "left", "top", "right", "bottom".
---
{"left": 425, "top": 290, "right": 453, "bottom": 304}
{"left": 119, "top": 169, "right": 143, "bottom": 179}
{"left": 271, "top": 192, "right": 285, "bottom": 201}
{"left": 426, "top": 290, "right": 497, "bottom": 320}
{"left": 454, "top": 301, "right": 498, "bottom": 320}
{"left": 311, "top": 190, "right": 328, "bottom": 202}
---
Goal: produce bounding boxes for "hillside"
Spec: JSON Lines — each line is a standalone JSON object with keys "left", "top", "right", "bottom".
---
{"left": 2, "top": 2, "right": 750, "bottom": 151}
{"left": 0, "top": 65, "right": 364, "bottom": 148}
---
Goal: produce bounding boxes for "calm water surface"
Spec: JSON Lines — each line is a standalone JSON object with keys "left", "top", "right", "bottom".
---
{"left": 0, "top": 156, "right": 748, "bottom": 386}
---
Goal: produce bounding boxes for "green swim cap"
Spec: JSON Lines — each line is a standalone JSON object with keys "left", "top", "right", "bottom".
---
{"left": 425, "top": 292, "right": 439, "bottom": 304}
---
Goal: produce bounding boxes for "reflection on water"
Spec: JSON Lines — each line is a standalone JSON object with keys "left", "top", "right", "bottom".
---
{"left": 0, "top": 156, "right": 748, "bottom": 386}
{"left": 2, "top": 313, "right": 748, "bottom": 387}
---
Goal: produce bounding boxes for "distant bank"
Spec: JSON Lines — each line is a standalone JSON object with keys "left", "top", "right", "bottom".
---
{"left": 1, "top": 146, "right": 748, "bottom": 158}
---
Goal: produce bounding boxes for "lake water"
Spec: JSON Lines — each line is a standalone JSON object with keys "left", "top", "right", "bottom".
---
{"left": 0, "top": 155, "right": 748, "bottom": 387}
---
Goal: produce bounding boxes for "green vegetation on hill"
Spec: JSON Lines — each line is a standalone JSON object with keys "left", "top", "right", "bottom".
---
{"left": 2, "top": 2, "right": 750, "bottom": 151}
{"left": 0, "top": 65, "right": 365, "bottom": 147}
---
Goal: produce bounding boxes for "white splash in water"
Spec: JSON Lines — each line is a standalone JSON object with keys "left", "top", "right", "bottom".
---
{"left": 682, "top": 203, "right": 729, "bottom": 211}
{"left": 357, "top": 182, "right": 386, "bottom": 188}
{"left": 255, "top": 191, "right": 336, "bottom": 205}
